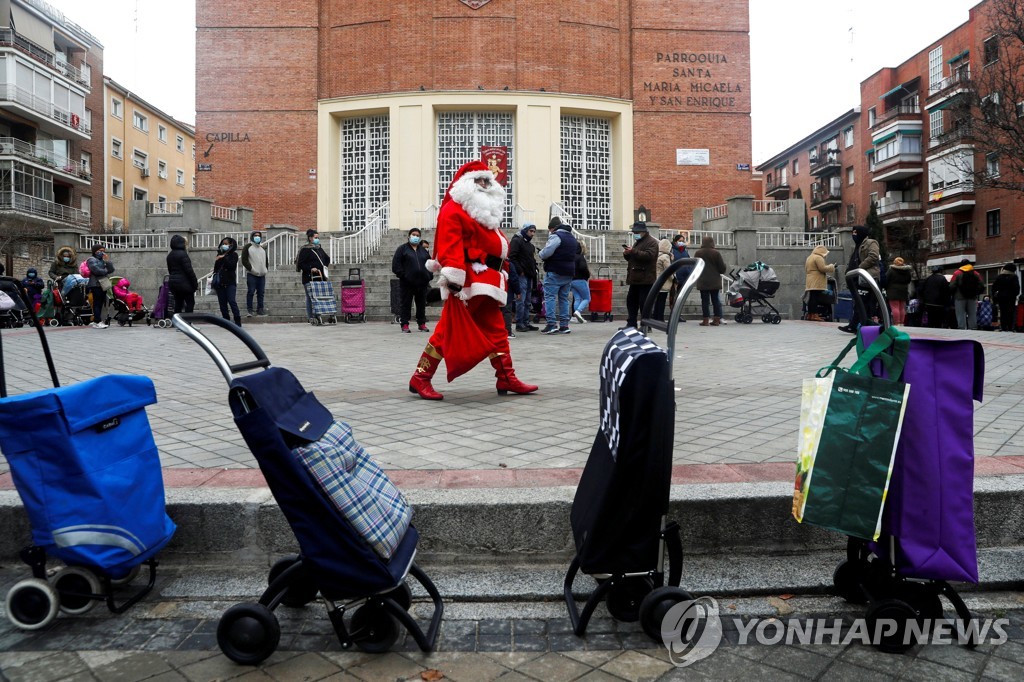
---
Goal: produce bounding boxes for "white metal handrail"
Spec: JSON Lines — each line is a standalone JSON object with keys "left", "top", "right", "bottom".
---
{"left": 0, "top": 83, "right": 91, "bottom": 134}
{"left": 756, "top": 231, "right": 840, "bottom": 248}
{"left": 704, "top": 204, "right": 728, "bottom": 220}
{"left": 77, "top": 232, "right": 168, "bottom": 250}
{"left": 148, "top": 201, "right": 183, "bottom": 215}
{"left": 877, "top": 201, "right": 923, "bottom": 215}
{"left": 685, "top": 230, "right": 734, "bottom": 248}
{"left": 550, "top": 202, "right": 577, "bottom": 227}
{"left": 261, "top": 230, "right": 298, "bottom": 272}
{"left": 0, "top": 136, "right": 88, "bottom": 177}
{"left": 752, "top": 200, "right": 787, "bottom": 214}
{"left": 572, "top": 227, "right": 606, "bottom": 263}
{"left": 211, "top": 205, "right": 238, "bottom": 222}
{"left": 329, "top": 202, "right": 389, "bottom": 265}
{"left": 0, "top": 190, "right": 88, "bottom": 225}
{"left": 0, "top": 28, "right": 90, "bottom": 87}
{"left": 513, "top": 204, "right": 536, "bottom": 230}
{"left": 414, "top": 204, "right": 438, "bottom": 231}
{"left": 189, "top": 232, "right": 250, "bottom": 250}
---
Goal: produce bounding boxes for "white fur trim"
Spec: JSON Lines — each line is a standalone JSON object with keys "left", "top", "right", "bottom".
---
{"left": 426, "top": 258, "right": 441, "bottom": 273}
{"left": 471, "top": 262, "right": 488, "bottom": 274}
{"left": 449, "top": 173, "right": 505, "bottom": 230}
{"left": 441, "top": 266, "right": 465, "bottom": 287}
{"left": 464, "top": 281, "right": 507, "bottom": 306}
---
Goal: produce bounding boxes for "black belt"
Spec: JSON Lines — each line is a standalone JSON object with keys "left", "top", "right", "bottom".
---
{"left": 466, "top": 251, "right": 506, "bottom": 272}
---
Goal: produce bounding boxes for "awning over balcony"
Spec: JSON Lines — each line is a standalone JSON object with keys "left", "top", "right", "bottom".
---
{"left": 880, "top": 77, "right": 920, "bottom": 100}
{"left": 947, "top": 49, "right": 969, "bottom": 63}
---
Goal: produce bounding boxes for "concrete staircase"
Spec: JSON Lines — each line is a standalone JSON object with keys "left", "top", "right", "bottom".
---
{"left": 193, "top": 231, "right": 709, "bottom": 323}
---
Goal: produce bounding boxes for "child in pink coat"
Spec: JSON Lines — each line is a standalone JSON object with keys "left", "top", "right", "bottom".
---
{"left": 113, "top": 277, "right": 144, "bottom": 311}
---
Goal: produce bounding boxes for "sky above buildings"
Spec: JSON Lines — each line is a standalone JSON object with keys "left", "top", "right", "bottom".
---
{"left": 50, "top": 0, "right": 979, "bottom": 163}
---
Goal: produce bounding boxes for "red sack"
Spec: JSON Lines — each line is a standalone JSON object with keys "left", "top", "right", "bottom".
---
{"left": 436, "top": 296, "right": 497, "bottom": 382}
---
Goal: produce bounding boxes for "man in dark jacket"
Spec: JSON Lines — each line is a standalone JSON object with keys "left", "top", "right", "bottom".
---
{"left": 508, "top": 223, "right": 539, "bottom": 331}
{"left": 992, "top": 263, "right": 1020, "bottom": 332}
{"left": 919, "top": 266, "right": 951, "bottom": 329}
{"left": 622, "top": 221, "right": 660, "bottom": 328}
{"left": 391, "top": 228, "right": 432, "bottom": 333}
{"left": 296, "top": 229, "right": 331, "bottom": 320}
{"left": 538, "top": 218, "right": 579, "bottom": 334}
{"left": 838, "top": 224, "right": 881, "bottom": 333}
{"left": 167, "top": 234, "right": 198, "bottom": 315}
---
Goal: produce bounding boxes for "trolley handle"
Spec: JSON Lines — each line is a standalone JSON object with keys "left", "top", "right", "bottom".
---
{"left": 844, "top": 268, "right": 891, "bottom": 331}
{"left": 0, "top": 276, "right": 60, "bottom": 398}
{"left": 172, "top": 313, "right": 271, "bottom": 385}
{"left": 640, "top": 258, "right": 704, "bottom": 371}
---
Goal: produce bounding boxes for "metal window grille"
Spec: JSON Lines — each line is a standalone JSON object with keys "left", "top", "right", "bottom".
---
{"left": 340, "top": 115, "right": 390, "bottom": 231}
{"left": 437, "top": 112, "right": 514, "bottom": 224}
{"left": 560, "top": 116, "right": 611, "bottom": 230}
{"left": 928, "top": 46, "right": 943, "bottom": 93}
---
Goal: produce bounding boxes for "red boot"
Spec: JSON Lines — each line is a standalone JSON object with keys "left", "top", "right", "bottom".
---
{"left": 490, "top": 353, "right": 538, "bottom": 396}
{"left": 409, "top": 345, "right": 444, "bottom": 400}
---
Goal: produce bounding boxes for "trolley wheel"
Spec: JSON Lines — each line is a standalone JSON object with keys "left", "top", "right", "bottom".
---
{"left": 606, "top": 576, "right": 654, "bottom": 622}
{"left": 5, "top": 578, "right": 59, "bottom": 630}
{"left": 865, "top": 598, "right": 917, "bottom": 654}
{"left": 360, "top": 313, "right": 365, "bottom": 322}
{"left": 109, "top": 565, "right": 141, "bottom": 586}
{"left": 351, "top": 602, "right": 400, "bottom": 653}
{"left": 267, "top": 555, "right": 319, "bottom": 608}
{"left": 771, "top": 314, "right": 782, "bottom": 325}
{"left": 217, "top": 602, "right": 281, "bottom": 665}
{"left": 902, "top": 584, "right": 944, "bottom": 623}
{"left": 832, "top": 560, "right": 869, "bottom": 604}
{"left": 381, "top": 582, "right": 413, "bottom": 611}
{"left": 345, "top": 313, "right": 353, "bottom": 323}
{"left": 117, "top": 319, "right": 126, "bottom": 327}
{"left": 53, "top": 566, "right": 100, "bottom": 614}
{"left": 47, "top": 318, "right": 60, "bottom": 327}
{"left": 639, "top": 586, "right": 694, "bottom": 642}
{"left": 735, "top": 313, "right": 744, "bottom": 323}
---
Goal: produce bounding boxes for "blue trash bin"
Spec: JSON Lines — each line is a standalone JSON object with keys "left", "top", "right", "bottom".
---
{"left": 835, "top": 292, "right": 853, "bottom": 322}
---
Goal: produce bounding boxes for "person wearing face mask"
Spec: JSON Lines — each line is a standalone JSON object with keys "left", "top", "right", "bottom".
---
{"left": 693, "top": 236, "right": 729, "bottom": 326}
{"left": 85, "top": 243, "right": 114, "bottom": 328}
{"left": 508, "top": 223, "right": 539, "bottom": 332}
{"left": 669, "top": 234, "right": 693, "bottom": 314}
{"left": 391, "top": 228, "right": 432, "bottom": 333}
{"left": 20, "top": 267, "right": 44, "bottom": 310}
{"left": 48, "top": 245, "right": 79, "bottom": 284}
{"left": 837, "top": 224, "right": 880, "bottom": 334}
{"left": 621, "top": 221, "right": 660, "bottom": 329}
{"left": 167, "top": 235, "right": 199, "bottom": 315}
{"left": 213, "top": 237, "right": 241, "bottom": 326}
{"left": 241, "top": 230, "right": 268, "bottom": 317}
{"left": 296, "top": 229, "right": 331, "bottom": 321}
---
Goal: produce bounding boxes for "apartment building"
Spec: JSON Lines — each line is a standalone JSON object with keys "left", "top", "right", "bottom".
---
{"left": 196, "top": 0, "right": 754, "bottom": 233}
{"left": 760, "top": 0, "right": 1024, "bottom": 280}
{"left": 756, "top": 108, "right": 862, "bottom": 232}
{"left": 0, "top": 0, "right": 102, "bottom": 273}
{"left": 104, "top": 77, "right": 195, "bottom": 231}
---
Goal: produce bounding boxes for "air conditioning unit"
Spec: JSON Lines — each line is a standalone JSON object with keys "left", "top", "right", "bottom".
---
{"left": 141, "top": 167, "right": 150, "bottom": 178}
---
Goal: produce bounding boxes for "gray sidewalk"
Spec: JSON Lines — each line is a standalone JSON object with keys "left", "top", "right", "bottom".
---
{"left": 2, "top": 318, "right": 1023, "bottom": 474}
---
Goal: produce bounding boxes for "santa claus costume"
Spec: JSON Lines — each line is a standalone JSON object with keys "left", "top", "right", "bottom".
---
{"left": 409, "top": 160, "right": 538, "bottom": 400}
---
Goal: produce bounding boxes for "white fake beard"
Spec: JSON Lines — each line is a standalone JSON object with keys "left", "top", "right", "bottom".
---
{"left": 450, "top": 174, "right": 506, "bottom": 229}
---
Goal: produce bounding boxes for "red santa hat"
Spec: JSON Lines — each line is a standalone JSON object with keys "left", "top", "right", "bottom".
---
{"left": 441, "top": 159, "right": 491, "bottom": 210}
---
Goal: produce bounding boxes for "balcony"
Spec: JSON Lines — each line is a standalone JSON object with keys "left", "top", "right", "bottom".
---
{"left": 927, "top": 181, "right": 975, "bottom": 213}
{"left": 928, "top": 125, "right": 972, "bottom": 153}
{"left": 764, "top": 179, "right": 790, "bottom": 198}
{"left": 872, "top": 152, "right": 924, "bottom": 182}
{"left": 810, "top": 188, "right": 842, "bottom": 210}
{"left": 0, "top": 190, "right": 90, "bottom": 227}
{"left": 926, "top": 66, "right": 970, "bottom": 105}
{"left": 809, "top": 151, "right": 841, "bottom": 177}
{"left": 872, "top": 104, "right": 922, "bottom": 130}
{"left": 0, "top": 83, "right": 90, "bottom": 139}
{"left": 0, "top": 29, "right": 90, "bottom": 88}
{"left": 877, "top": 201, "right": 924, "bottom": 224}
{"left": 0, "top": 137, "right": 91, "bottom": 184}
{"left": 929, "top": 238, "right": 975, "bottom": 256}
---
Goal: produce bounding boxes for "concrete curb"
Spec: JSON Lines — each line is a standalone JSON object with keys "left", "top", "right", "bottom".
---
{"left": 3, "top": 478, "right": 1022, "bottom": 583}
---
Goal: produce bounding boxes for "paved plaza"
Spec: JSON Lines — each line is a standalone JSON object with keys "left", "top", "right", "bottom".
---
{"left": 1, "top": 317, "right": 1024, "bottom": 680}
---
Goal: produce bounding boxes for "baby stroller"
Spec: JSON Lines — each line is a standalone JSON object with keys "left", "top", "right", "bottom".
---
{"left": 108, "top": 277, "right": 151, "bottom": 327}
{"left": 59, "top": 278, "right": 93, "bottom": 326}
{"left": 173, "top": 313, "right": 443, "bottom": 664}
{"left": 35, "top": 283, "right": 60, "bottom": 327}
{"left": 307, "top": 272, "right": 338, "bottom": 325}
{"left": 802, "top": 276, "right": 838, "bottom": 322}
{"left": 727, "top": 261, "right": 782, "bottom": 324}
{"left": 564, "top": 257, "right": 703, "bottom": 642}
{"left": 0, "top": 277, "right": 176, "bottom": 630}
{"left": 150, "top": 276, "right": 176, "bottom": 328}
{"left": 0, "top": 278, "right": 28, "bottom": 328}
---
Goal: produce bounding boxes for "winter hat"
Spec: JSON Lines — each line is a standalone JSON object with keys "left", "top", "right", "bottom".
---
{"left": 931, "top": 265, "right": 944, "bottom": 273}
{"left": 306, "top": 229, "right": 317, "bottom": 240}
{"left": 1003, "top": 263, "right": 1016, "bottom": 272}
{"left": 851, "top": 225, "right": 869, "bottom": 240}
{"left": 893, "top": 257, "right": 905, "bottom": 266}
{"left": 441, "top": 160, "right": 491, "bottom": 210}
{"left": 959, "top": 258, "right": 972, "bottom": 266}
{"left": 631, "top": 221, "right": 649, "bottom": 233}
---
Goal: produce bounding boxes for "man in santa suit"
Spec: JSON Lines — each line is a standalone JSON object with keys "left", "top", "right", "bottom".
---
{"left": 409, "top": 160, "right": 538, "bottom": 400}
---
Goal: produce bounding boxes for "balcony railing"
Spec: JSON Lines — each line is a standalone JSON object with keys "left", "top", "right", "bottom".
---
{"left": 0, "top": 28, "right": 90, "bottom": 87}
{"left": 757, "top": 231, "right": 840, "bottom": 248}
{"left": 877, "top": 201, "right": 923, "bottom": 216}
{"left": 211, "top": 205, "right": 238, "bottom": 222}
{"left": 753, "top": 200, "right": 787, "bottom": 214}
{"left": 148, "top": 201, "right": 183, "bottom": 215}
{"left": 930, "top": 238, "right": 974, "bottom": 253}
{"left": 928, "top": 67, "right": 970, "bottom": 96}
{"left": 0, "top": 83, "right": 91, "bottom": 134}
{"left": 704, "top": 204, "right": 728, "bottom": 220}
{"left": 872, "top": 104, "right": 922, "bottom": 129}
{"left": 809, "top": 151, "right": 841, "bottom": 175}
{"left": 810, "top": 189, "right": 842, "bottom": 207}
{"left": 929, "top": 125, "right": 972, "bottom": 150}
{"left": 0, "top": 190, "right": 90, "bottom": 225}
{"left": 0, "top": 136, "right": 89, "bottom": 179}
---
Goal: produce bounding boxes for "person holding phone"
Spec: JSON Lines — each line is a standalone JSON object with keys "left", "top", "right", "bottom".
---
{"left": 621, "top": 222, "right": 659, "bottom": 328}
